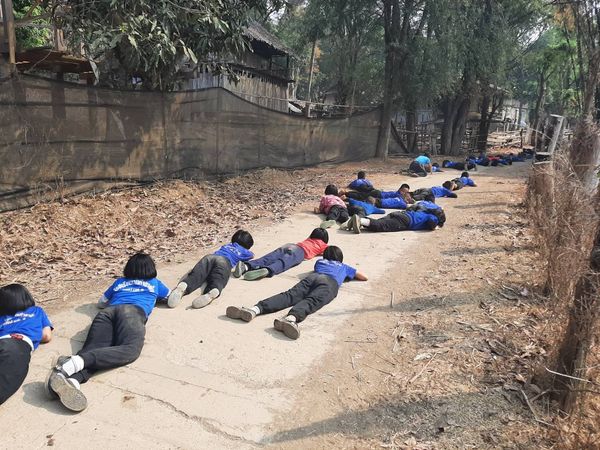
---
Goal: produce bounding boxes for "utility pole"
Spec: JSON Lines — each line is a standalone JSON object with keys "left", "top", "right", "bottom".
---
{"left": 305, "top": 39, "right": 317, "bottom": 118}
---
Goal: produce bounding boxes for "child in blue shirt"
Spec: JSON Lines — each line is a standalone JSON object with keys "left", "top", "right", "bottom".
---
{"left": 225, "top": 246, "right": 367, "bottom": 340}
{"left": 408, "top": 153, "right": 432, "bottom": 177}
{"left": 411, "top": 181, "right": 457, "bottom": 202}
{"left": 452, "top": 171, "right": 477, "bottom": 190}
{"left": 442, "top": 159, "right": 477, "bottom": 171}
{"left": 0, "top": 284, "right": 52, "bottom": 405}
{"left": 47, "top": 253, "right": 169, "bottom": 412}
{"left": 168, "top": 230, "right": 254, "bottom": 309}
{"left": 348, "top": 171, "right": 375, "bottom": 192}
{"left": 347, "top": 206, "right": 445, "bottom": 234}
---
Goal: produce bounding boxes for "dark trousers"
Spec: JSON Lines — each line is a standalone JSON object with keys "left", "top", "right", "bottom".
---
{"left": 409, "top": 161, "right": 427, "bottom": 176}
{"left": 326, "top": 205, "right": 349, "bottom": 223}
{"left": 367, "top": 211, "right": 411, "bottom": 232}
{"left": 411, "top": 188, "right": 435, "bottom": 202}
{"left": 347, "top": 205, "right": 367, "bottom": 218}
{"left": 257, "top": 273, "right": 339, "bottom": 323}
{"left": 248, "top": 244, "right": 304, "bottom": 276}
{"left": 73, "top": 304, "right": 146, "bottom": 384}
{"left": 0, "top": 338, "right": 31, "bottom": 404}
{"left": 346, "top": 190, "right": 382, "bottom": 201}
{"left": 181, "top": 254, "right": 232, "bottom": 295}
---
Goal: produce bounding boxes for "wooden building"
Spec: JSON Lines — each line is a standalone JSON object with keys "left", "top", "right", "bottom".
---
{"left": 184, "top": 21, "right": 295, "bottom": 112}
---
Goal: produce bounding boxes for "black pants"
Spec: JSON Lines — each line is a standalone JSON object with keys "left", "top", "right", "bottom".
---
{"left": 181, "top": 254, "right": 232, "bottom": 295}
{"left": 0, "top": 338, "right": 31, "bottom": 404}
{"left": 367, "top": 211, "right": 411, "bottom": 232}
{"left": 73, "top": 304, "right": 146, "bottom": 384}
{"left": 326, "top": 205, "right": 350, "bottom": 223}
{"left": 257, "top": 273, "right": 339, "bottom": 322}
{"left": 452, "top": 179, "right": 465, "bottom": 190}
{"left": 346, "top": 190, "right": 382, "bottom": 201}
{"left": 411, "top": 188, "right": 435, "bottom": 202}
{"left": 347, "top": 205, "right": 367, "bottom": 218}
{"left": 409, "top": 161, "right": 427, "bottom": 176}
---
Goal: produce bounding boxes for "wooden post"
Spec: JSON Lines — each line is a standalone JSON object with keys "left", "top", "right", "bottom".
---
{"left": 305, "top": 39, "right": 317, "bottom": 118}
{"left": 1, "top": 0, "right": 16, "bottom": 64}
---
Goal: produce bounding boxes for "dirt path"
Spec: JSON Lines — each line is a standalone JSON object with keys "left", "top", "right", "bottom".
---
{"left": 0, "top": 160, "right": 544, "bottom": 449}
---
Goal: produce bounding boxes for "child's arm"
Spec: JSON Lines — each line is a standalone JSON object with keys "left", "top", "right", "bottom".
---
{"left": 98, "top": 295, "right": 109, "bottom": 308}
{"left": 313, "top": 205, "right": 321, "bottom": 213}
{"left": 354, "top": 271, "right": 368, "bottom": 281}
{"left": 41, "top": 326, "right": 52, "bottom": 343}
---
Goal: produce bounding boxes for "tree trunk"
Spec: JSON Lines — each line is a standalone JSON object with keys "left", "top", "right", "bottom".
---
{"left": 406, "top": 104, "right": 418, "bottom": 153}
{"left": 531, "top": 71, "right": 546, "bottom": 147}
{"left": 450, "top": 97, "right": 470, "bottom": 156}
{"left": 477, "top": 94, "right": 491, "bottom": 151}
{"left": 440, "top": 97, "right": 459, "bottom": 155}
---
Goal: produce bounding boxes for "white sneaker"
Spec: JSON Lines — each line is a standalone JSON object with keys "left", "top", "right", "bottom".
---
{"left": 192, "top": 288, "right": 220, "bottom": 309}
{"left": 167, "top": 282, "right": 188, "bottom": 308}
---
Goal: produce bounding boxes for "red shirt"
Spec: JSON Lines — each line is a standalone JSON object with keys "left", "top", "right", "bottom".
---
{"left": 319, "top": 195, "right": 346, "bottom": 214}
{"left": 297, "top": 238, "right": 328, "bottom": 260}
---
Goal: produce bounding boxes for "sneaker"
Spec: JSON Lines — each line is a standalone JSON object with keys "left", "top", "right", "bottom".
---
{"left": 320, "top": 219, "right": 336, "bottom": 229}
{"left": 226, "top": 306, "right": 256, "bottom": 322}
{"left": 339, "top": 218, "right": 352, "bottom": 230}
{"left": 233, "top": 261, "right": 248, "bottom": 278}
{"left": 167, "top": 282, "right": 188, "bottom": 308}
{"left": 45, "top": 355, "right": 70, "bottom": 399}
{"left": 48, "top": 371, "right": 87, "bottom": 412}
{"left": 243, "top": 268, "right": 270, "bottom": 281}
{"left": 351, "top": 215, "right": 361, "bottom": 234}
{"left": 274, "top": 318, "right": 300, "bottom": 340}
{"left": 192, "top": 288, "right": 219, "bottom": 309}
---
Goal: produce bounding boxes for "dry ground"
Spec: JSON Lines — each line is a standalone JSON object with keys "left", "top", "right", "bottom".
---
{"left": 0, "top": 156, "right": 558, "bottom": 448}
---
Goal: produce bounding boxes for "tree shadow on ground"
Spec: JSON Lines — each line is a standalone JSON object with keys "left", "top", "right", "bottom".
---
{"left": 441, "top": 245, "right": 534, "bottom": 257}
{"left": 262, "top": 387, "right": 526, "bottom": 445}
{"left": 453, "top": 201, "right": 512, "bottom": 209}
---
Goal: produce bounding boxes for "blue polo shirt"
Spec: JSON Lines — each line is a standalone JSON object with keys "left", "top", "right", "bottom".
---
{"left": 348, "top": 198, "right": 385, "bottom": 215}
{"left": 0, "top": 306, "right": 52, "bottom": 349}
{"left": 414, "top": 200, "right": 440, "bottom": 210}
{"left": 104, "top": 278, "right": 170, "bottom": 318}
{"left": 314, "top": 259, "right": 357, "bottom": 286}
{"left": 406, "top": 211, "right": 439, "bottom": 230}
{"left": 430, "top": 186, "right": 456, "bottom": 197}
{"left": 349, "top": 178, "right": 374, "bottom": 191}
{"left": 379, "top": 197, "right": 407, "bottom": 209}
{"left": 414, "top": 155, "right": 431, "bottom": 165}
{"left": 214, "top": 243, "right": 254, "bottom": 267}
{"left": 458, "top": 176, "right": 475, "bottom": 187}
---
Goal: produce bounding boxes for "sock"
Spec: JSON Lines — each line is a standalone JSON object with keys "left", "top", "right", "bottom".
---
{"left": 284, "top": 315, "right": 297, "bottom": 323}
{"left": 206, "top": 288, "right": 220, "bottom": 299}
{"left": 67, "top": 378, "right": 81, "bottom": 390}
{"left": 251, "top": 305, "right": 261, "bottom": 315}
{"left": 60, "top": 355, "right": 84, "bottom": 376}
{"left": 360, "top": 218, "right": 371, "bottom": 227}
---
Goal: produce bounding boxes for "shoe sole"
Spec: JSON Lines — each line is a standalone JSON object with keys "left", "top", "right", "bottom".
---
{"left": 225, "top": 306, "right": 254, "bottom": 322}
{"left": 352, "top": 215, "right": 361, "bottom": 234}
{"left": 243, "top": 268, "right": 269, "bottom": 281}
{"left": 49, "top": 371, "right": 87, "bottom": 412}
{"left": 273, "top": 318, "right": 285, "bottom": 331}
{"left": 167, "top": 288, "right": 185, "bottom": 308}
{"left": 233, "top": 263, "right": 246, "bottom": 278}
{"left": 280, "top": 321, "right": 300, "bottom": 340}
{"left": 320, "top": 220, "right": 336, "bottom": 229}
{"left": 192, "top": 294, "right": 214, "bottom": 309}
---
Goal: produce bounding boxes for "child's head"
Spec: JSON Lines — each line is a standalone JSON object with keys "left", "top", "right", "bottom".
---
{"left": 323, "top": 245, "right": 343, "bottom": 263}
{"left": 232, "top": 229, "right": 254, "bottom": 250}
{"left": 442, "top": 180, "right": 454, "bottom": 190}
{"left": 325, "top": 184, "right": 339, "bottom": 196}
{"left": 0, "top": 284, "right": 35, "bottom": 316}
{"left": 124, "top": 252, "right": 157, "bottom": 280}
{"left": 461, "top": 171, "right": 470, "bottom": 178}
{"left": 309, "top": 228, "right": 329, "bottom": 244}
{"left": 357, "top": 171, "right": 366, "bottom": 179}
{"left": 423, "top": 153, "right": 430, "bottom": 158}
{"left": 398, "top": 183, "right": 410, "bottom": 193}
{"left": 432, "top": 163, "right": 439, "bottom": 168}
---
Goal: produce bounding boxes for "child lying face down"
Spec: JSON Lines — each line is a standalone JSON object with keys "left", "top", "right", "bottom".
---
{"left": 348, "top": 170, "right": 375, "bottom": 192}
{"left": 451, "top": 172, "right": 477, "bottom": 190}
{"left": 234, "top": 228, "right": 329, "bottom": 281}
{"left": 226, "top": 246, "right": 367, "bottom": 340}
{"left": 168, "top": 230, "right": 254, "bottom": 309}
{"left": 345, "top": 203, "right": 446, "bottom": 234}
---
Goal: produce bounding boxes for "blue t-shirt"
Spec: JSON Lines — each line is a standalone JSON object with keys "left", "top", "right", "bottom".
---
{"left": 379, "top": 197, "right": 407, "bottom": 209}
{"left": 380, "top": 190, "right": 400, "bottom": 199}
{"left": 349, "top": 178, "right": 374, "bottom": 191}
{"left": 348, "top": 198, "right": 385, "bottom": 215}
{"left": 458, "top": 176, "right": 475, "bottom": 187}
{"left": 214, "top": 243, "right": 254, "bottom": 267}
{"left": 314, "top": 259, "right": 357, "bottom": 287}
{"left": 430, "top": 186, "right": 455, "bottom": 198}
{"left": 0, "top": 306, "right": 52, "bottom": 349}
{"left": 432, "top": 166, "right": 442, "bottom": 173}
{"left": 104, "top": 278, "right": 170, "bottom": 318}
{"left": 406, "top": 211, "right": 439, "bottom": 230}
{"left": 414, "top": 155, "right": 431, "bottom": 165}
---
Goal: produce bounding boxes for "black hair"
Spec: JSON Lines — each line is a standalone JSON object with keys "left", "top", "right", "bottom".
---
{"left": 325, "top": 184, "right": 339, "bottom": 196}
{"left": 357, "top": 171, "right": 366, "bottom": 179}
{"left": 432, "top": 163, "right": 439, "bottom": 167}
{"left": 323, "top": 245, "right": 344, "bottom": 262}
{"left": 423, "top": 153, "right": 430, "bottom": 158}
{"left": 309, "top": 228, "right": 329, "bottom": 244}
{"left": 432, "top": 208, "right": 446, "bottom": 227}
{"left": 124, "top": 252, "right": 157, "bottom": 280}
{"left": 0, "top": 284, "right": 36, "bottom": 316}
{"left": 442, "top": 181, "right": 453, "bottom": 190}
{"left": 399, "top": 183, "right": 410, "bottom": 190}
{"left": 461, "top": 171, "right": 470, "bottom": 178}
{"left": 231, "top": 229, "right": 254, "bottom": 249}
{"left": 442, "top": 159, "right": 450, "bottom": 167}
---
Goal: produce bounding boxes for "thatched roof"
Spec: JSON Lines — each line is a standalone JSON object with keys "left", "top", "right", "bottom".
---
{"left": 244, "top": 21, "right": 295, "bottom": 57}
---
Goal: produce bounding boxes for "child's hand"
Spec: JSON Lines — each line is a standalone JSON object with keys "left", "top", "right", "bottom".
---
{"left": 313, "top": 206, "right": 320, "bottom": 213}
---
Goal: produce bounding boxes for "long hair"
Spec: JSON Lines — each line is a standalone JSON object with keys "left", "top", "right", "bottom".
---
{"left": 123, "top": 253, "right": 157, "bottom": 280}
{"left": 0, "top": 284, "right": 36, "bottom": 316}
